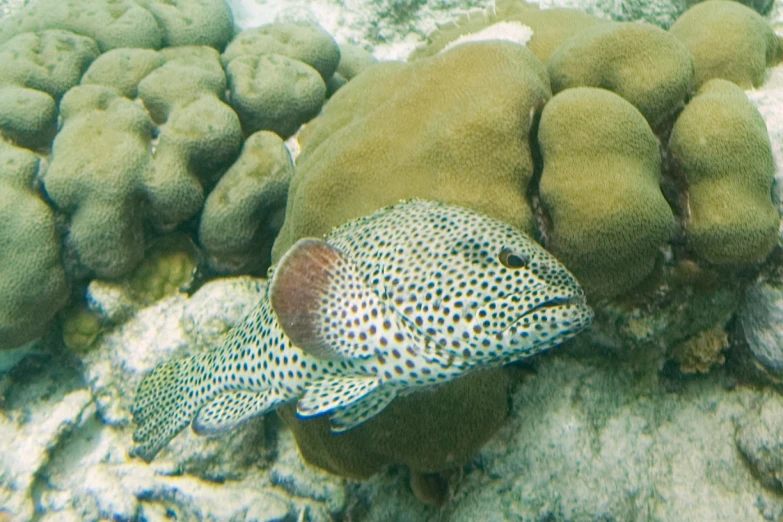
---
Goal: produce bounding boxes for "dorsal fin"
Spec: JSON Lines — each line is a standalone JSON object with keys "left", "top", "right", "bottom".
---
{"left": 270, "top": 238, "right": 386, "bottom": 361}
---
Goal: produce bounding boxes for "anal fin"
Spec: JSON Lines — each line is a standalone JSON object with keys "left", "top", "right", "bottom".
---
{"left": 329, "top": 388, "right": 397, "bottom": 433}
{"left": 193, "top": 389, "right": 280, "bottom": 436}
{"left": 296, "top": 375, "right": 378, "bottom": 418}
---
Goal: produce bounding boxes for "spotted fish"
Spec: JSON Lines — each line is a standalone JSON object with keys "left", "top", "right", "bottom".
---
{"left": 130, "top": 199, "right": 593, "bottom": 461}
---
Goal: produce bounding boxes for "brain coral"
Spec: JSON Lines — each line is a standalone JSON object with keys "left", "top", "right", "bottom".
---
{"left": 42, "top": 76, "right": 241, "bottom": 279}
{"left": 0, "top": 29, "right": 97, "bottom": 148}
{"left": 668, "top": 79, "right": 779, "bottom": 265}
{"left": 222, "top": 23, "right": 340, "bottom": 138}
{"left": 547, "top": 22, "right": 694, "bottom": 131}
{"left": 0, "top": 0, "right": 234, "bottom": 52}
{"left": 670, "top": 0, "right": 781, "bottom": 89}
{"left": 271, "top": 41, "right": 550, "bottom": 477}
{"left": 0, "top": 29, "right": 99, "bottom": 100}
{"left": 273, "top": 41, "right": 550, "bottom": 261}
{"left": 199, "top": 131, "right": 294, "bottom": 275}
{"left": 0, "top": 140, "right": 69, "bottom": 350}
{"left": 537, "top": 87, "right": 675, "bottom": 299}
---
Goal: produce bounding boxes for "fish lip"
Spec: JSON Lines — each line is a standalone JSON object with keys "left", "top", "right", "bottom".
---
{"left": 537, "top": 294, "right": 587, "bottom": 308}
{"left": 500, "top": 293, "right": 592, "bottom": 333}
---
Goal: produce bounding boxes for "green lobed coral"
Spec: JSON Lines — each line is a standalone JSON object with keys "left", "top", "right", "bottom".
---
{"left": 537, "top": 87, "right": 675, "bottom": 299}
{"left": 547, "top": 22, "right": 694, "bottom": 131}
{"left": 0, "top": 29, "right": 98, "bottom": 148}
{"left": 137, "top": 46, "right": 228, "bottom": 124}
{"left": 670, "top": 0, "right": 781, "bottom": 89}
{"left": 225, "top": 53, "right": 326, "bottom": 139}
{"left": 221, "top": 23, "right": 341, "bottom": 81}
{"left": 0, "top": 140, "right": 69, "bottom": 350}
{"left": 199, "top": 131, "right": 294, "bottom": 275}
{"left": 272, "top": 41, "right": 550, "bottom": 477}
{"left": 42, "top": 75, "right": 241, "bottom": 279}
{"left": 0, "top": 86, "right": 57, "bottom": 149}
{"left": 0, "top": 29, "right": 99, "bottom": 99}
{"left": 326, "top": 42, "right": 377, "bottom": 96}
{"left": 0, "top": 0, "right": 234, "bottom": 52}
{"left": 42, "top": 85, "right": 155, "bottom": 279}
{"left": 81, "top": 48, "right": 165, "bottom": 99}
{"left": 668, "top": 79, "right": 779, "bottom": 265}
{"left": 221, "top": 23, "right": 340, "bottom": 138}
{"left": 273, "top": 41, "right": 550, "bottom": 262}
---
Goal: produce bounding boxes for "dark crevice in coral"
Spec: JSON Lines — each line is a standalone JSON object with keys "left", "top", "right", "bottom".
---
{"left": 657, "top": 114, "right": 691, "bottom": 259}
{"left": 525, "top": 103, "right": 551, "bottom": 249}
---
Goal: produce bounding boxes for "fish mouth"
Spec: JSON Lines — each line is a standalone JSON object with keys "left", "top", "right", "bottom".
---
{"left": 501, "top": 292, "right": 593, "bottom": 333}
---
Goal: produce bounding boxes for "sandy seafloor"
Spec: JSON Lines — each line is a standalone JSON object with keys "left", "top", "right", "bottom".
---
{"left": 2, "top": 0, "right": 783, "bottom": 521}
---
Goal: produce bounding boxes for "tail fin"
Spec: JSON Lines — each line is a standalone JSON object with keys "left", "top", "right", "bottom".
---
{"left": 130, "top": 355, "right": 209, "bottom": 462}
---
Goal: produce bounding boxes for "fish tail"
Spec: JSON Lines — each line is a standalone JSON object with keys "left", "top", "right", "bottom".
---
{"left": 130, "top": 353, "right": 213, "bottom": 462}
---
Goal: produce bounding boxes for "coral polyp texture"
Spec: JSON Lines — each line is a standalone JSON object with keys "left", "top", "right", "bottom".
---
{"left": 546, "top": 22, "right": 694, "bottom": 131}
{"left": 0, "top": 140, "right": 69, "bottom": 350}
{"left": 199, "top": 131, "right": 294, "bottom": 275}
{"left": 0, "top": 0, "right": 234, "bottom": 52}
{"left": 669, "top": 0, "right": 782, "bottom": 89}
{"left": 273, "top": 41, "right": 551, "bottom": 261}
{"left": 669, "top": 79, "right": 779, "bottom": 265}
{"left": 0, "top": 29, "right": 98, "bottom": 149}
{"left": 221, "top": 23, "right": 339, "bottom": 138}
{"left": 537, "top": 87, "right": 675, "bottom": 299}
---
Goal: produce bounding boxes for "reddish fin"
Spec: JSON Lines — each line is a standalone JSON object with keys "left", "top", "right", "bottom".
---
{"left": 270, "top": 238, "right": 384, "bottom": 360}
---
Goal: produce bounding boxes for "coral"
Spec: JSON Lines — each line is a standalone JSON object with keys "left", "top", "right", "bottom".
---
{"left": 225, "top": 53, "right": 326, "bottom": 138}
{"left": 0, "top": 140, "right": 69, "bottom": 350}
{"left": 80, "top": 48, "right": 164, "bottom": 99}
{"left": 199, "top": 131, "right": 294, "bottom": 275}
{"left": 0, "top": 29, "right": 97, "bottom": 149}
{"left": 134, "top": 0, "right": 234, "bottom": 50}
{"left": 134, "top": 46, "right": 243, "bottom": 226}
{"left": 0, "top": 29, "right": 99, "bottom": 99}
{"left": 62, "top": 302, "right": 103, "bottom": 352}
{"left": 0, "top": 0, "right": 234, "bottom": 52}
{"left": 42, "top": 86, "right": 154, "bottom": 278}
{"left": 221, "top": 23, "right": 341, "bottom": 81}
{"left": 273, "top": 42, "right": 550, "bottom": 261}
{"left": 334, "top": 43, "right": 377, "bottom": 81}
{"left": 124, "top": 235, "right": 198, "bottom": 305}
{"left": 326, "top": 42, "right": 377, "bottom": 95}
{"left": 537, "top": 87, "right": 675, "bottom": 299}
{"left": 219, "top": 21, "right": 340, "bottom": 138}
{"left": 0, "top": 86, "right": 56, "bottom": 149}
{"left": 0, "top": 0, "right": 161, "bottom": 51}
{"left": 271, "top": 42, "right": 549, "bottom": 477}
{"left": 669, "top": 0, "right": 781, "bottom": 89}
{"left": 42, "top": 78, "right": 240, "bottom": 279}
{"left": 670, "top": 326, "right": 728, "bottom": 374}
{"left": 668, "top": 79, "right": 779, "bottom": 265}
{"left": 277, "top": 369, "right": 508, "bottom": 478}
{"left": 547, "top": 22, "right": 694, "bottom": 130}
{"left": 410, "top": 0, "right": 604, "bottom": 63}
{"left": 137, "top": 46, "right": 227, "bottom": 124}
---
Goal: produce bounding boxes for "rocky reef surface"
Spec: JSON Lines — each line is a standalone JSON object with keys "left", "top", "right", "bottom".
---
{"left": 2, "top": 0, "right": 783, "bottom": 521}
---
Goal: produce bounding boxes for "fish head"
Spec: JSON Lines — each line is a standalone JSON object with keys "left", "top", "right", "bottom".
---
{"left": 381, "top": 202, "right": 593, "bottom": 364}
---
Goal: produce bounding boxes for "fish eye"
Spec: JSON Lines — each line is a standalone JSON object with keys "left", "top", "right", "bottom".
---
{"left": 498, "top": 248, "right": 529, "bottom": 269}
